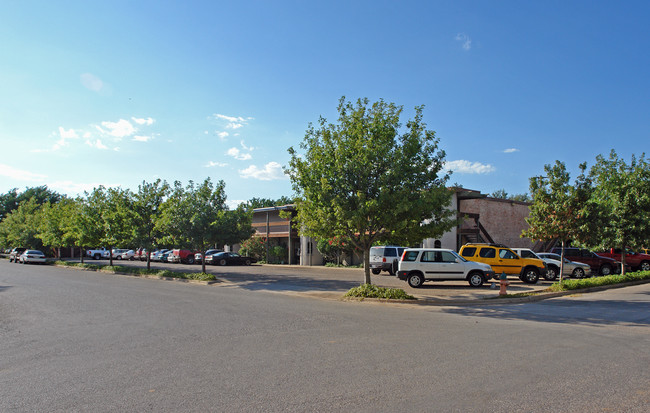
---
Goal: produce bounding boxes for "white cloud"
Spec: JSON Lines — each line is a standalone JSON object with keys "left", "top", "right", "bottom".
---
{"left": 52, "top": 127, "right": 80, "bottom": 150}
{"left": 226, "top": 199, "right": 246, "bottom": 209}
{"left": 86, "top": 139, "right": 109, "bottom": 150}
{"left": 503, "top": 148, "right": 519, "bottom": 153}
{"left": 49, "top": 181, "right": 117, "bottom": 195}
{"left": 239, "top": 162, "right": 286, "bottom": 181}
{"left": 80, "top": 73, "right": 104, "bottom": 92}
{"left": 444, "top": 160, "right": 495, "bottom": 174}
{"left": 98, "top": 119, "right": 136, "bottom": 139}
{"left": 0, "top": 163, "right": 47, "bottom": 182}
{"left": 240, "top": 140, "right": 254, "bottom": 151}
{"left": 216, "top": 131, "right": 229, "bottom": 140}
{"left": 133, "top": 135, "right": 153, "bottom": 142}
{"left": 212, "top": 113, "right": 253, "bottom": 129}
{"left": 455, "top": 33, "right": 472, "bottom": 50}
{"left": 131, "top": 117, "right": 155, "bottom": 126}
{"left": 205, "top": 161, "right": 228, "bottom": 167}
{"left": 227, "top": 147, "right": 252, "bottom": 160}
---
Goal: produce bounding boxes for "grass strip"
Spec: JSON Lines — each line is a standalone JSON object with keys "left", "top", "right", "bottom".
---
{"left": 52, "top": 261, "right": 217, "bottom": 281}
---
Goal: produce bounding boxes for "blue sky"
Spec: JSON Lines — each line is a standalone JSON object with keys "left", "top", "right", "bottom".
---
{"left": 1, "top": 1, "right": 648, "bottom": 206}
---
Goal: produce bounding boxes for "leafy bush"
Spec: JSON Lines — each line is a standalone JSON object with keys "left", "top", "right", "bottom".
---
{"left": 344, "top": 284, "right": 415, "bottom": 300}
{"left": 325, "top": 262, "right": 362, "bottom": 268}
{"left": 548, "top": 271, "right": 650, "bottom": 292}
{"left": 239, "top": 236, "right": 266, "bottom": 261}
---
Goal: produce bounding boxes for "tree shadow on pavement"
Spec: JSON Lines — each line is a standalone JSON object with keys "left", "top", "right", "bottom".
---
{"left": 439, "top": 297, "right": 650, "bottom": 327}
{"left": 213, "top": 270, "right": 361, "bottom": 293}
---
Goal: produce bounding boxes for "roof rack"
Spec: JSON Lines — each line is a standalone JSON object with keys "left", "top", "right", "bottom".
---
{"left": 463, "top": 242, "right": 509, "bottom": 248}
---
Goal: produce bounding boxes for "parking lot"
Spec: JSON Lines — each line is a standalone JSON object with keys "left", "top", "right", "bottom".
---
{"left": 80, "top": 258, "right": 554, "bottom": 302}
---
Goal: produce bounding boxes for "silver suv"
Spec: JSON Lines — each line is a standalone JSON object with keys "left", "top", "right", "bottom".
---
{"left": 369, "top": 245, "right": 407, "bottom": 275}
{"left": 397, "top": 248, "right": 495, "bottom": 288}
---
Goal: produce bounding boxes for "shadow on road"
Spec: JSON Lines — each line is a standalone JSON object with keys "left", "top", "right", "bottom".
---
{"left": 440, "top": 297, "right": 650, "bottom": 327}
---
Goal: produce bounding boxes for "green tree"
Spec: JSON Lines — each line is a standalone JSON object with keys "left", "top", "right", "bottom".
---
{"left": 588, "top": 150, "right": 650, "bottom": 274}
{"left": 490, "top": 189, "right": 531, "bottom": 202}
{"left": 157, "top": 178, "right": 254, "bottom": 273}
{"left": 0, "top": 198, "right": 44, "bottom": 249}
{"left": 317, "top": 237, "right": 356, "bottom": 266}
{"left": 132, "top": 179, "right": 170, "bottom": 269}
{"left": 522, "top": 161, "right": 594, "bottom": 281}
{"left": 287, "top": 97, "right": 456, "bottom": 284}
{"left": 38, "top": 197, "right": 76, "bottom": 258}
{"left": 0, "top": 186, "right": 61, "bottom": 221}
{"left": 239, "top": 236, "right": 267, "bottom": 261}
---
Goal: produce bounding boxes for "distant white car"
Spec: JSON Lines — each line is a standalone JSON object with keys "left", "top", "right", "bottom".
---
{"left": 19, "top": 250, "right": 47, "bottom": 264}
{"left": 120, "top": 250, "right": 135, "bottom": 260}
{"left": 397, "top": 248, "right": 495, "bottom": 288}
{"left": 537, "top": 252, "right": 591, "bottom": 279}
{"left": 111, "top": 249, "right": 130, "bottom": 259}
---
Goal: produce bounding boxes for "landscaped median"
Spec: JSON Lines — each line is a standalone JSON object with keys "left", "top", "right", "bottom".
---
{"left": 52, "top": 260, "right": 217, "bottom": 282}
{"left": 494, "top": 270, "right": 650, "bottom": 300}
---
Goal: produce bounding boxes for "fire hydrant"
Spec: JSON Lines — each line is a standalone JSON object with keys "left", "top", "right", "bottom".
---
{"left": 499, "top": 272, "right": 509, "bottom": 296}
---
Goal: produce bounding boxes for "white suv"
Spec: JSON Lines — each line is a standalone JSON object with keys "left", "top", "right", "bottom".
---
{"left": 369, "top": 245, "right": 407, "bottom": 275}
{"left": 397, "top": 248, "right": 495, "bottom": 288}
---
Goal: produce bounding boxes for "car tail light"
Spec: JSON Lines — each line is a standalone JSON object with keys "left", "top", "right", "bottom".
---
{"left": 382, "top": 257, "right": 386, "bottom": 262}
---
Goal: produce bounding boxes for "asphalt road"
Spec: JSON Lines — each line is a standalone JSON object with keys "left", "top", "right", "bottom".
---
{"left": 1, "top": 260, "right": 649, "bottom": 412}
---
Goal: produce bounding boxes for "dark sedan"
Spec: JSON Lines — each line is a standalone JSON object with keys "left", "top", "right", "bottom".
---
{"left": 206, "top": 252, "right": 256, "bottom": 266}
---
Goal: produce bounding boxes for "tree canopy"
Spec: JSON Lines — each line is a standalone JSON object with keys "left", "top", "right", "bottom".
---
{"left": 287, "top": 97, "right": 456, "bottom": 283}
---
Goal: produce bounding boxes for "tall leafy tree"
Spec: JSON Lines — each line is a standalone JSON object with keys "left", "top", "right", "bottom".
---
{"left": 132, "top": 179, "right": 170, "bottom": 269}
{"left": 157, "top": 178, "right": 253, "bottom": 273}
{"left": 522, "top": 161, "right": 594, "bottom": 281}
{"left": 287, "top": 97, "right": 456, "bottom": 284}
{"left": 0, "top": 198, "right": 44, "bottom": 249}
{"left": 38, "top": 197, "right": 76, "bottom": 258}
{"left": 588, "top": 150, "right": 650, "bottom": 274}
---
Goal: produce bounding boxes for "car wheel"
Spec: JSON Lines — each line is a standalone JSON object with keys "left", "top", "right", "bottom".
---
{"left": 468, "top": 272, "right": 484, "bottom": 288}
{"left": 572, "top": 267, "right": 585, "bottom": 278}
{"left": 371, "top": 269, "right": 381, "bottom": 275}
{"left": 599, "top": 264, "right": 612, "bottom": 276}
{"left": 407, "top": 273, "right": 424, "bottom": 288}
{"left": 186, "top": 257, "right": 195, "bottom": 265}
{"left": 640, "top": 261, "right": 650, "bottom": 272}
{"left": 116, "top": 256, "right": 122, "bottom": 260}
{"left": 544, "top": 266, "right": 558, "bottom": 281}
{"left": 244, "top": 259, "right": 251, "bottom": 266}
{"left": 219, "top": 259, "right": 227, "bottom": 266}
{"left": 522, "top": 267, "right": 539, "bottom": 284}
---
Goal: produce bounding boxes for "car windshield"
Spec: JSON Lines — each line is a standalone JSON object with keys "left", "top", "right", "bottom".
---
{"left": 451, "top": 251, "right": 467, "bottom": 262}
{"left": 26, "top": 250, "right": 42, "bottom": 255}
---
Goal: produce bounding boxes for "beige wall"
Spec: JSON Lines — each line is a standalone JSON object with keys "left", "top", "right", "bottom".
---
{"left": 460, "top": 197, "right": 535, "bottom": 249}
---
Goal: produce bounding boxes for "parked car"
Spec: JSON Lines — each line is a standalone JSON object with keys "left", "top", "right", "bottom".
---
{"left": 151, "top": 249, "right": 170, "bottom": 262}
{"left": 86, "top": 247, "right": 111, "bottom": 260}
{"left": 397, "top": 248, "right": 494, "bottom": 288}
{"left": 195, "top": 249, "right": 223, "bottom": 264}
{"left": 19, "top": 250, "right": 47, "bottom": 264}
{"left": 536, "top": 252, "right": 592, "bottom": 279}
{"left": 459, "top": 243, "right": 546, "bottom": 284}
{"left": 168, "top": 249, "right": 197, "bottom": 264}
{"left": 206, "top": 252, "right": 256, "bottom": 266}
{"left": 134, "top": 248, "right": 147, "bottom": 261}
{"left": 8, "top": 247, "right": 27, "bottom": 263}
{"left": 120, "top": 250, "right": 135, "bottom": 260}
{"left": 369, "top": 245, "right": 408, "bottom": 275}
{"left": 550, "top": 247, "right": 621, "bottom": 276}
{"left": 112, "top": 249, "right": 130, "bottom": 259}
{"left": 596, "top": 248, "right": 650, "bottom": 272}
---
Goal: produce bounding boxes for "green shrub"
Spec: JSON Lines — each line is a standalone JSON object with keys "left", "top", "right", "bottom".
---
{"left": 344, "top": 284, "right": 415, "bottom": 300}
{"left": 53, "top": 261, "right": 216, "bottom": 282}
{"left": 548, "top": 271, "right": 650, "bottom": 292}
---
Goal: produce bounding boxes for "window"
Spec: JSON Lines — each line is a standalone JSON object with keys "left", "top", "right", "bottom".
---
{"left": 440, "top": 251, "right": 457, "bottom": 263}
{"left": 499, "top": 249, "right": 517, "bottom": 259}
{"left": 519, "top": 250, "right": 536, "bottom": 259}
{"left": 461, "top": 247, "right": 476, "bottom": 257}
{"left": 421, "top": 251, "right": 439, "bottom": 262}
{"left": 479, "top": 248, "right": 496, "bottom": 258}
{"left": 384, "top": 248, "right": 397, "bottom": 257}
{"left": 403, "top": 251, "right": 419, "bottom": 262}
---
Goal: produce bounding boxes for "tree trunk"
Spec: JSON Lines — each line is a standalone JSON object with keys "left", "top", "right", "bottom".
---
{"left": 620, "top": 247, "right": 626, "bottom": 276}
{"left": 146, "top": 253, "right": 151, "bottom": 270}
{"left": 80, "top": 246, "right": 85, "bottom": 263}
{"left": 363, "top": 247, "right": 371, "bottom": 285}
{"left": 559, "top": 239, "right": 565, "bottom": 283}
{"left": 202, "top": 250, "right": 207, "bottom": 274}
{"left": 109, "top": 245, "right": 113, "bottom": 266}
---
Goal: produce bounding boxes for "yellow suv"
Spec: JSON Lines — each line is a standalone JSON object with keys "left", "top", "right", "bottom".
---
{"left": 458, "top": 243, "right": 546, "bottom": 284}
